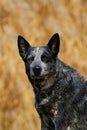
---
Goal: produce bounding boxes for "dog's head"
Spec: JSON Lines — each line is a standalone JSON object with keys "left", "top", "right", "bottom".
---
{"left": 17, "top": 33, "right": 60, "bottom": 90}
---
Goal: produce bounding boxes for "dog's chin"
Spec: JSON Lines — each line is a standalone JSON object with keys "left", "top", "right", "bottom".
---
{"left": 30, "top": 76, "right": 45, "bottom": 82}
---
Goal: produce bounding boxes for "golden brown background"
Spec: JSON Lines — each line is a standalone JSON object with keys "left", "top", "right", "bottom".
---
{"left": 0, "top": 0, "right": 87, "bottom": 130}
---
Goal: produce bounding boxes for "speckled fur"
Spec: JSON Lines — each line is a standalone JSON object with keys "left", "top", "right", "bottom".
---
{"left": 18, "top": 33, "right": 87, "bottom": 130}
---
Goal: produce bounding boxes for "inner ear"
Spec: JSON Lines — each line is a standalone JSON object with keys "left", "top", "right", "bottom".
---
{"left": 47, "top": 33, "right": 60, "bottom": 57}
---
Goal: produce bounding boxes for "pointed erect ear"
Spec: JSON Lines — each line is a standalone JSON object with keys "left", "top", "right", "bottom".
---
{"left": 47, "top": 33, "right": 60, "bottom": 57}
{"left": 17, "top": 35, "right": 30, "bottom": 60}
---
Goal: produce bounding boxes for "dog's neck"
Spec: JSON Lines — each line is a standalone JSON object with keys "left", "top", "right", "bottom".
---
{"left": 33, "top": 79, "right": 57, "bottom": 106}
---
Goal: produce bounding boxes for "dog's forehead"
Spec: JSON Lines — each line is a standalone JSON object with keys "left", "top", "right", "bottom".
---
{"left": 28, "top": 46, "right": 50, "bottom": 56}
{"left": 33, "top": 47, "right": 43, "bottom": 54}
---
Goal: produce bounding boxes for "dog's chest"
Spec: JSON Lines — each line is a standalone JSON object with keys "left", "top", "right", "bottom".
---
{"left": 35, "top": 97, "right": 58, "bottom": 121}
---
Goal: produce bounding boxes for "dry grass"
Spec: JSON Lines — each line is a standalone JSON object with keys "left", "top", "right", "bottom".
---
{"left": 0, "top": 0, "right": 87, "bottom": 130}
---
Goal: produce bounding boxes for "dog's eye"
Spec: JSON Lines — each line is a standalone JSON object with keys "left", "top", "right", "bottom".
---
{"left": 28, "top": 56, "right": 34, "bottom": 62}
{"left": 41, "top": 55, "right": 50, "bottom": 63}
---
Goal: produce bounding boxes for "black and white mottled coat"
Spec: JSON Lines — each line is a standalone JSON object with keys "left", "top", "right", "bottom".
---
{"left": 35, "top": 59, "right": 87, "bottom": 130}
{"left": 18, "top": 33, "right": 87, "bottom": 130}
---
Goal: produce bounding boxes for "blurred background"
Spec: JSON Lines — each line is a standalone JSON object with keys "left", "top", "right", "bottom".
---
{"left": 0, "top": 0, "right": 87, "bottom": 130}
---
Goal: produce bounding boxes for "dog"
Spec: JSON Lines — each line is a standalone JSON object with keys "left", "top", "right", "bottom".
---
{"left": 17, "top": 33, "right": 87, "bottom": 130}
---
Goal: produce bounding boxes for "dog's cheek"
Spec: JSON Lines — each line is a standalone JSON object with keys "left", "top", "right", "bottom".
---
{"left": 49, "top": 61, "right": 56, "bottom": 74}
{"left": 41, "top": 62, "right": 53, "bottom": 75}
{"left": 28, "top": 63, "right": 34, "bottom": 76}
{"left": 41, "top": 62, "right": 48, "bottom": 75}
{"left": 25, "top": 62, "right": 31, "bottom": 76}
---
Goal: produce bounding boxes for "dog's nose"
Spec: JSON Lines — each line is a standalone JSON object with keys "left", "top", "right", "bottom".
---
{"left": 33, "top": 66, "right": 41, "bottom": 75}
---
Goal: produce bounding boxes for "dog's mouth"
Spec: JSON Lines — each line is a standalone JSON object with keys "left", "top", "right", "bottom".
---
{"left": 30, "top": 76, "right": 45, "bottom": 90}
{"left": 34, "top": 78, "right": 44, "bottom": 83}
{"left": 31, "top": 76, "right": 45, "bottom": 82}
{"left": 30, "top": 74, "right": 55, "bottom": 91}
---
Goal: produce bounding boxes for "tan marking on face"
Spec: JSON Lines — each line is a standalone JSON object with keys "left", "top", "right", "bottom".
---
{"left": 40, "top": 75, "right": 55, "bottom": 90}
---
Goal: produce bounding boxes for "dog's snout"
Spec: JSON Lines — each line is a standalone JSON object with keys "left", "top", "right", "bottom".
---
{"left": 33, "top": 66, "right": 41, "bottom": 75}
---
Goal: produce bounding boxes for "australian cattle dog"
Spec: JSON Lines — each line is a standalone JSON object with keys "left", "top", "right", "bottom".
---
{"left": 17, "top": 33, "right": 87, "bottom": 130}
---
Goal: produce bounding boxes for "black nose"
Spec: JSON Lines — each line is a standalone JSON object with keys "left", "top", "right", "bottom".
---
{"left": 33, "top": 66, "right": 41, "bottom": 75}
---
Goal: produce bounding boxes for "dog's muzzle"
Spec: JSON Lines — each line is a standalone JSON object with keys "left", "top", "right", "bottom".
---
{"left": 32, "top": 65, "right": 41, "bottom": 76}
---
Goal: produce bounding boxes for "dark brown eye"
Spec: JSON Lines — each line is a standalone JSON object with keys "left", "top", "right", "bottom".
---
{"left": 28, "top": 56, "right": 34, "bottom": 62}
{"left": 41, "top": 55, "right": 50, "bottom": 63}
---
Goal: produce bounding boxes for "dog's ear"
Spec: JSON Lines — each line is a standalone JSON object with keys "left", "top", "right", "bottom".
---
{"left": 47, "top": 33, "right": 60, "bottom": 57}
{"left": 18, "top": 35, "right": 30, "bottom": 60}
